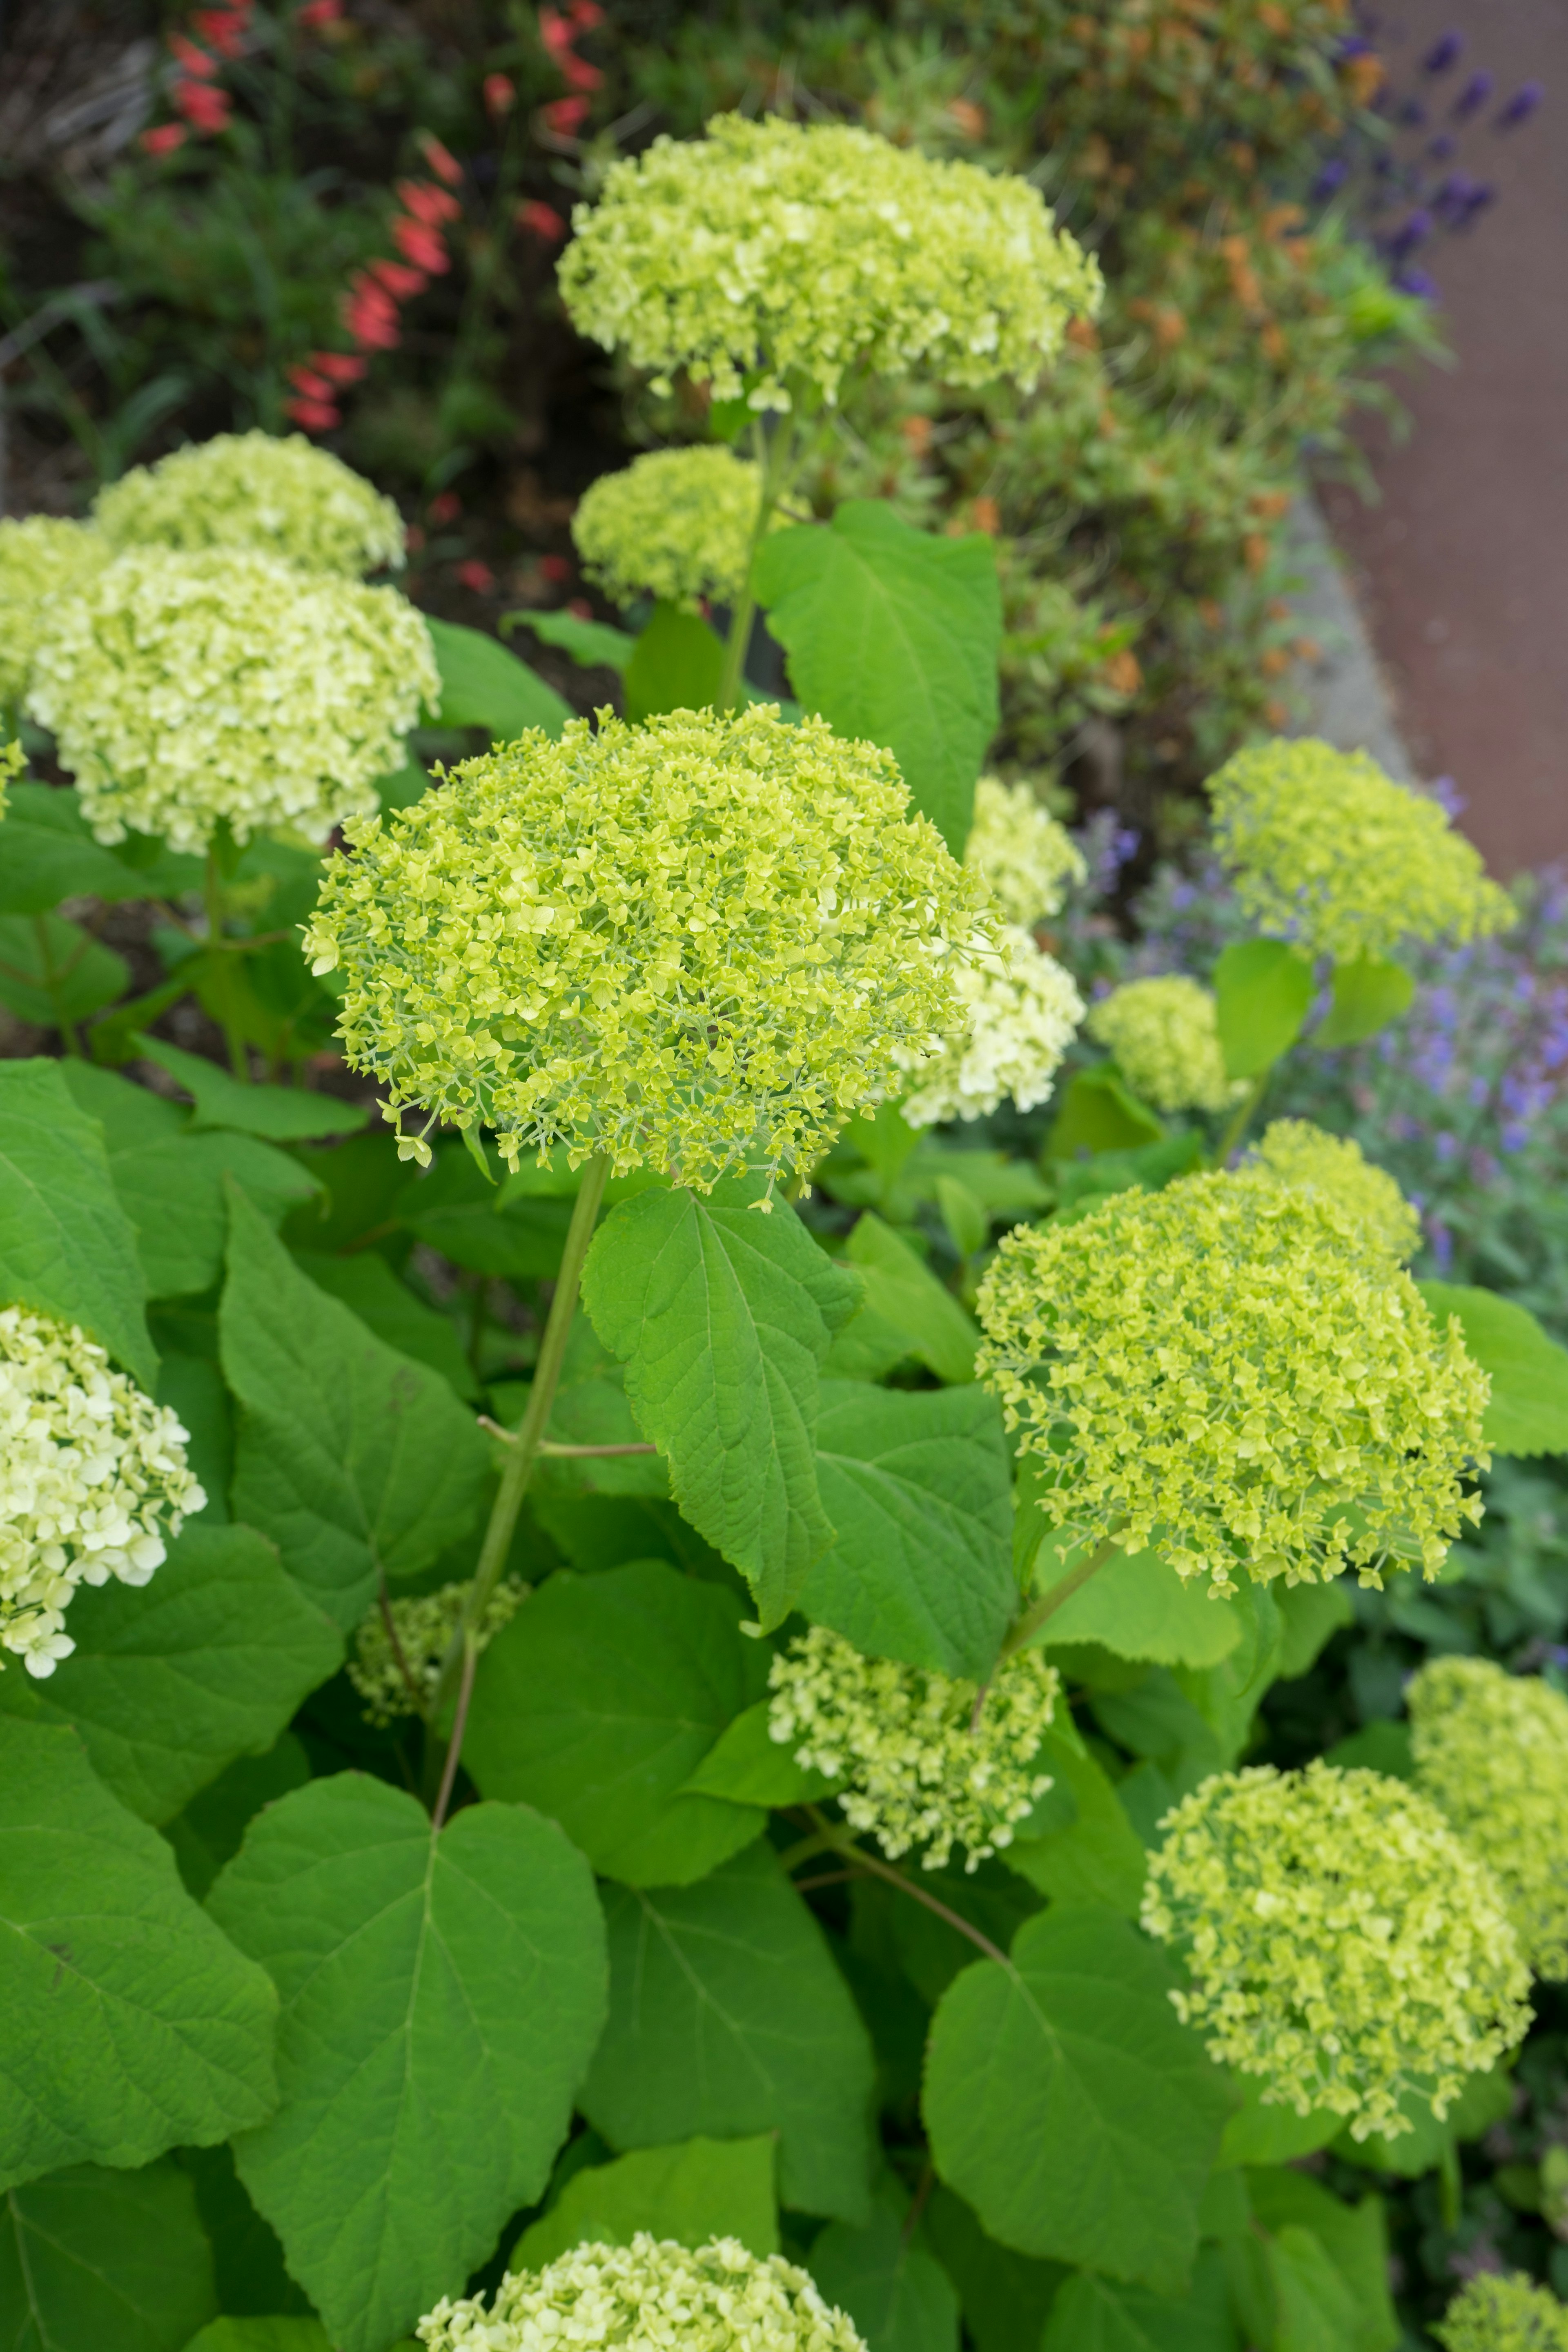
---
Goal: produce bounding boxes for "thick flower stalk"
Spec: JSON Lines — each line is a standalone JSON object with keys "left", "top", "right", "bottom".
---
{"left": 1087, "top": 974, "right": 1240, "bottom": 1115}
{"left": 572, "top": 446, "right": 772, "bottom": 613}
{"left": 0, "top": 515, "right": 111, "bottom": 706}
{"left": 27, "top": 550, "right": 437, "bottom": 853}
{"left": 0, "top": 1304, "right": 205, "bottom": 1678}
{"left": 1142, "top": 1762, "right": 1531, "bottom": 2140}
{"left": 557, "top": 112, "right": 1102, "bottom": 410}
{"left": 1410, "top": 1655, "right": 1568, "bottom": 1980}
{"left": 349, "top": 1575, "right": 528, "bottom": 1726}
{"left": 768, "top": 1623, "right": 1059, "bottom": 1873}
{"left": 964, "top": 775, "right": 1086, "bottom": 928}
{"left": 898, "top": 926, "right": 1082, "bottom": 1127}
{"left": 976, "top": 1170, "right": 1488, "bottom": 1595}
{"left": 305, "top": 705, "right": 990, "bottom": 1186}
{"left": 91, "top": 430, "right": 405, "bottom": 576}
{"left": 420, "top": 2236, "right": 866, "bottom": 2352}
{"left": 1246, "top": 1118, "right": 1421, "bottom": 1262}
{"left": 1437, "top": 2274, "right": 1568, "bottom": 2352}
{"left": 1208, "top": 738, "right": 1516, "bottom": 962}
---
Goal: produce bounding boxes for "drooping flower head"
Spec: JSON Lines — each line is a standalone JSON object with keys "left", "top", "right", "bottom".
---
{"left": 1246, "top": 1118, "right": 1421, "bottom": 1263}
{"left": 305, "top": 704, "right": 991, "bottom": 1186}
{"left": 0, "top": 1304, "right": 205, "bottom": 1678}
{"left": 27, "top": 550, "right": 437, "bottom": 853}
{"left": 0, "top": 516, "right": 111, "bottom": 707}
{"left": 1436, "top": 2274, "right": 1568, "bottom": 2352}
{"left": 1208, "top": 738, "right": 1516, "bottom": 962}
{"left": 572, "top": 447, "right": 773, "bottom": 613}
{"left": 1087, "top": 975, "right": 1241, "bottom": 1116}
{"left": 768, "top": 1623, "right": 1059, "bottom": 1874}
{"left": 975, "top": 1170, "right": 1488, "bottom": 1595}
{"left": 964, "top": 775, "right": 1086, "bottom": 928}
{"left": 91, "top": 430, "right": 406, "bottom": 576}
{"left": 557, "top": 113, "right": 1103, "bottom": 411}
{"left": 1410, "top": 1656, "right": 1568, "bottom": 1980}
{"left": 349, "top": 1575, "right": 528, "bottom": 1726}
{"left": 898, "top": 925, "right": 1082, "bottom": 1127}
{"left": 418, "top": 2236, "right": 868, "bottom": 2352}
{"left": 1142, "top": 1762, "right": 1531, "bottom": 2140}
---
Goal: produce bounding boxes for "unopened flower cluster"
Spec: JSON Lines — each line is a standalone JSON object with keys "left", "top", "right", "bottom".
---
{"left": 1410, "top": 1655, "right": 1568, "bottom": 1980}
{"left": 1142, "top": 1762, "right": 1530, "bottom": 2140}
{"left": 91, "top": 430, "right": 405, "bottom": 577}
{"left": 976, "top": 1171, "right": 1488, "bottom": 1596}
{"left": 1437, "top": 2273, "right": 1568, "bottom": 2352}
{"left": 1209, "top": 738, "right": 1516, "bottom": 962}
{"left": 898, "top": 926, "right": 1081, "bottom": 1127}
{"left": 27, "top": 549, "right": 436, "bottom": 853}
{"left": 572, "top": 446, "right": 770, "bottom": 613}
{"left": 964, "top": 775, "right": 1086, "bottom": 927}
{"left": 0, "top": 515, "right": 110, "bottom": 706}
{"left": 349, "top": 1575, "right": 528, "bottom": 1726}
{"left": 305, "top": 706, "right": 990, "bottom": 1187}
{"left": 1247, "top": 1118, "right": 1421, "bottom": 1263}
{"left": 1087, "top": 975, "right": 1240, "bottom": 1115}
{"left": 0, "top": 1304, "right": 205, "bottom": 1677}
{"left": 418, "top": 2236, "right": 867, "bottom": 2352}
{"left": 558, "top": 113, "right": 1103, "bottom": 410}
{"left": 768, "top": 1623, "right": 1058, "bottom": 1873}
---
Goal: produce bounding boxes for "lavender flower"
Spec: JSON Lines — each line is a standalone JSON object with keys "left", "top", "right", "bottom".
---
{"left": 1497, "top": 82, "right": 1544, "bottom": 130}
{"left": 1423, "top": 33, "right": 1463, "bottom": 74}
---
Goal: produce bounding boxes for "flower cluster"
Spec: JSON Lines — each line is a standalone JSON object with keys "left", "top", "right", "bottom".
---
{"left": 1409, "top": 1655, "right": 1568, "bottom": 1980}
{"left": 571, "top": 447, "right": 768, "bottom": 613}
{"left": 1087, "top": 974, "right": 1240, "bottom": 1115}
{"left": 92, "top": 432, "right": 405, "bottom": 577}
{"left": 0, "top": 1304, "right": 205, "bottom": 1678}
{"left": 768, "top": 1623, "right": 1058, "bottom": 1873}
{"left": 964, "top": 775, "right": 1086, "bottom": 928}
{"left": 419, "top": 2236, "right": 866, "bottom": 2352}
{"left": 1142, "top": 1762, "right": 1531, "bottom": 2140}
{"left": 975, "top": 1171, "right": 1488, "bottom": 1595}
{"left": 558, "top": 113, "right": 1102, "bottom": 410}
{"left": 1208, "top": 738, "right": 1516, "bottom": 962}
{"left": 0, "top": 735, "right": 23, "bottom": 820}
{"left": 1246, "top": 1118, "right": 1421, "bottom": 1262}
{"left": 1436, "top": 2274, "right": 1568, "bottom": 2352}
{"left": 0, "top": 516, "right": 111, "bottom": 707}
{"left": 348, "top": 1576, "right": 528, "bottom": 1726}
{"left": 898, "top": 926, "right": 1082, "bottom": 1127}
{"left": 28, "top": 550, "right": 437, "bottom": 853}
{"left": 305, "top": 705, "right": 989, "bottom": 1187}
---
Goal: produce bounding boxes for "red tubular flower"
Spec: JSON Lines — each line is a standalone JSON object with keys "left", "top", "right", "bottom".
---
{"left": 140, "top": 122, "right": 188, "bottom": 156}
{"left": 568, "top": 0, "right": 603, "bottom": 25}
{"left": 539, "top": 552, "right": 571, "bottom": 583}
{"left": 285, "top": 394, "right": 341, "bottom": 432}
{"left": 417, "top": 132, "right": 463, "bottom": 187}
{"left": 192, "top": 8, "right": 247, "bottom": 55}
{"left": 170, "top": 31, "right": 219, "bottom": 76}
{"left": 543, "top": 95, "right": 588, "bottom": 133}
{"left": 369, "top": 257, "right": 428, "bottom": 298}
{"left": 392, "top": 217, "right": 450, "bottom": 273}
{"left": 456, "top": 559, "right": 496, "bottom": 593}
{"left": 174, "top": 78, "right": 233, "bottom": 132}
{"left": 296, "top": 0, "right": 343, "bottom": 25}
{"left": 483, "top": 73, "right": 516, "bottom": 118}
{"left": 539, "top": 8, "right": 570, "bottom": 59}
{"left": 428, "top": 491, "right": 462, "bottom": 524}
{"left": 517, "top": 199, "right": 568, "bottom": 241}
{"left": 287, "top": 364, "right": 338, "bottom": 400}
{"left": 395, "top": 178, "right": 461, "bottom": 226}
{"left": 343, "top": 276, "right": 401, "bottom": 350}
{"left": 561, "top": 51, "right": 602, "bottom": 91}
{"left": 310, "top": 350, "right": 368, "bottom": 385}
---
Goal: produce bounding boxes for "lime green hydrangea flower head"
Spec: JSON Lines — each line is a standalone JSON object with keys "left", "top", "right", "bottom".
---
{"left": 1247, "top": 1118, "right": 1421, "bottom": 1263}
{"left": 572, "top": 446, "right": 772, "bottom": 613}
{"left": 1142, "top": 1761, "right": 1531, "bottom": 2140}
{"left": 27, "top": 549, "right": 437, "bottom": 853}
{"left": 1208, "top": 738, "right": 1516, "bottom": 962}
{"left": 557, "top": 113, "right": 1103, "bottom": 411}
{"left": 898, "top": 925, "right": 1083, "bottom": 1127}
{"left": 1437, "top": 2274, "right": 1568, "bottom": 2352}
{"left": 768, "top": 1624, "right": 1059, "bottom": 1873}
{"left": 305, "top": 704, "right": 990, "bottom": 1187}
{"left": 1087, "top": 975, "right": 1241, "bottom": 1116}
{"left": 1410, "top": 1656, "right": 1568, "bottom": 1980}
{"left": 0, "top": 515, "right": 111, "bottom": 706}
{"left": 91, "top": 430, "right": 405, "bottom": 577}
{"left": 349, "top": 1575, "right": 528, "bottom": 1727}
{"left": 975, "top": 1170, "right": 1488, "bottom": 1596}
{"left": 964, "top": 775, "right": 1086, "bottom": 928}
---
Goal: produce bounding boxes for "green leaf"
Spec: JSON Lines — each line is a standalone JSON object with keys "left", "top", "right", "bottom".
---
{"left": 581, "top": 1842, "right": 876, "bottom": 2224}
{"left": 1213, "top": 940, "right": 1314, "bottom": 1081}
{"left": 165, "top": 1733, "right": 314, "bottom": 1900}
{"left": 582, "top": 1182, "right": 860, "bottom": 1629}
{"left": 292, "top": 1250, "right": 479, "bottom": 1400}
{"left": 221, "top": 1187, "right": 490, "bottom": 1627}
{"left": 1417, "top": 1280, "right": 1568, "bottom": 1455}
{"left": 0, "top": 785, "right": 183, "bottom": 917}
{"left": 922, "top": 2186, "right": 1064, "bottom": 2352}
{"left": 516, "top": 2134, "right": 779, "bottom": 2270}
{"left": 1045, "top": 1068, "right": 1165, "bottom": 1162}
{"left": 183, "top": 2325, "right": 331, "bottom": 2352}
{"left": 754, "top": 503, "right": 1000, "bottom": 854}
{"left": 399, "top": 1140, "right": 578, "bottom": 1280}
{"left": 622, "top": 601, "right": 726, "bottom": 721}
{"left": 1054, "top": 1131, "right": 1204, "bottom": 1214}
{"left": 922, "top": 1906, "right": 1233, "bottom": 2291}
{"left": 1265, "top": 2225, "right": 1359, "bottom": 2352}
{"left": 1331, "top": 2062, "right": 1514, "bottom": 2179}
{"left": 1216, "top": 2077, "right": 1340, "bottom": 2168}
{"left": 1314, "top": 955, "right": 1414, "bottom": 1050}
{"left": 0, "top": 1524, "right": 339, "bottom": 1826}
{"left": 177, "top": 2139, "right": 313, "bottom": 2323}
{"left": 1323, "top": 1720, "right": 1414, "bottom": 1780}
{"left": 841, "top": 1214, "right": 978, "bottom": 1387}
{"left": 0, "top": 2158, "right": 217, "bottom": 2352}
{"left": 136, "top": 1038, "right": 367, "bottom": 1143}
{"left": 0, "top": 1716, "right": 278, "bottom": 2189}
{"left": 1036, "top": 1543, "right": 1244, "bottom": 1670}
{"left": 1040, "top": 2249, "right": 1237, "bottom": 2352}
{"left": 810, "top": 2181, "right": 961, "bottom": 2352}
{"left": 156, "top": 1351, "right": 232, "bottom": 1525}
{"left": 510, "top": 608, "right": 636, "bottom": 673}
{"left": 463, "top": 1560, "right": 771, "bottom": 1886}
{"left": 800, "top": 1382, "right": 1015, "bottom": 1678}
{"left": 1245, "top": 2172, "right": 1397, "bottom": 2352}
{"left": 1273, "top": 1580, "right": 1354, "bottom": 1682}
{"left": 935, "top": 1174, "right": 989, "bottom": 1263}
{"left": 1004, "top": 1731, "right": 1150, "bottom": 1918}
{"left": 209, "top": 1776, "right": 607, "bottom": 2352}
{"left": 0, "top": 1058, "right": 156, "bottom": 1388}
{"left": 0, "top": 914, "right": 128, "bottom": 1027}
{"left": 425, "top": 612, "right": 571, "bottom": 738}
{"left": 679, "top": 1698, "right": 837, "bottom": 1808}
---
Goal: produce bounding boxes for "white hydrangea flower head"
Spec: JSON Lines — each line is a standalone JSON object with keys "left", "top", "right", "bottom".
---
{"left": 92, "top": 430, "right": 405, "bottom": 577}
{"left": 418, "top": 2234, "right": 868, "bottom": 2352}
{"left": 768, "top": 1623, "right": 1059, "bottom": 1873}
{"left": 964, "top": 775, "right": 1086, "bottom": 927}
{"left": 1087, "top": 975, "right": 1242, "bottom": 1116}
{"left": 558, "top": 112, "right": 1103, "bottom": 410}
{"left": 1437, "top": 2274, "right": 1568, "bottom": 2352}
{"left": 0, "top": 1303, "right": 205, "bottom": 1677}
{"left": 349, "top": 1575, "right": 528, "bottom": 1726}
{"left": 572, "top": 446, "right": 774, "bottom": 613}
{"left": 899, "top": 925, "right": 1083, "bottom": 1127}
{"left": 27, "top": 549, "right": 437, "bottom": 853}
{"left": 1246, "top": 1118, "right": 1421, "bottom": 1263}
{"left": 0, "top": 515, "right": 111, "bottom": 707}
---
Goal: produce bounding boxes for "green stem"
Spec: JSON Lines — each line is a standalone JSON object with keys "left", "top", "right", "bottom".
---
{"left": 204, "top": 850, "right": 249, "bottom": 1081}
{"left": 1214, "top": 1071, "right": 1269, "bottom": 1167}
{"left": 1000, "top": 1532, "right": 1123, "bottom": 1660}
{"left": 715, "top": 409, "right": 816, "bottom": 714}
{"left": 802, "top": 1808, "right": 1009, "bottom": 1967}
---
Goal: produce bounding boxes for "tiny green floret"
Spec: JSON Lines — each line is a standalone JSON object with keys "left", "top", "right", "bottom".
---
{"left": 92, "top": 428, "right": 405, "bottom": 577}
{"left": 572, "top": 446, "right": 772, "bottom": 613}
{"left": 975, "top": 1169, "right": 1488, "bottom": 1596}
{"left": 349, "top": 1575, "right": 528, "bottom": 1726}
{"left": 1437, "top": 2274, "right": 1568, "bottom": 2352}
{"left": 1142, "top": 1761, "right": 1531, "bottom": 2140}
{"left": 898, "top": 924, "right": 1082, "bottom": 1127}
{"left": 0, "top": 515, "right": 111, "bottom": 706}
{"left": 305, "top": 704, "right": 990, "bottom": 1187}
{"left": 964, "top": 775, "right": 1086, "bottom": 928}
{"left": 0, "top": 735, "right": 22, "bottom": 821}
{"left": 1087, "top": 974, "right": 1240, "bottom": 1116}
{"left": 1247, "top": 1118, "right": 1421, "bottom": 1263}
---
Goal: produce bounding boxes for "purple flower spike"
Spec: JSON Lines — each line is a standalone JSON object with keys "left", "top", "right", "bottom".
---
{"left": 1399, "top": 98, "right": 1428, "bottom": 128}
{"left": 1423, "top": 31, "right": 1463, "bottom": 73}
{"left": 1389, "top": 208, "right": 1434, "bottom": 259}
{"left": 1497, "top": 81, "right": 1544, "bottom": 129}
{"left": 1428, "top": 133, "right": 1457, "bottom": 160}
{"left": 1428, "top": 775, "right": 1466, "bottom": 817}
{"left": 1453, "top": 71, "right": 1494, "bottom": 120}
{"left": 1312, "top": 157, "right": 1351, "bottom": 200}
{"left": 1394, "top": 267, "right": 1439, "bottom": 298}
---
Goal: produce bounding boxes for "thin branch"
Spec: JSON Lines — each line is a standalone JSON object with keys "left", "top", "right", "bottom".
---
{"left": 377, "top": 1570, "right": 427, "bottom": 1722}
{"left": 477, "top": 1415, "right": 656, "bottom": 1458}
{"left": 791, "top": 1869, "right": 870, "bottom": 1893}
{"left": 803, "top": 1808, "right": 1009, "bottom": 1968}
